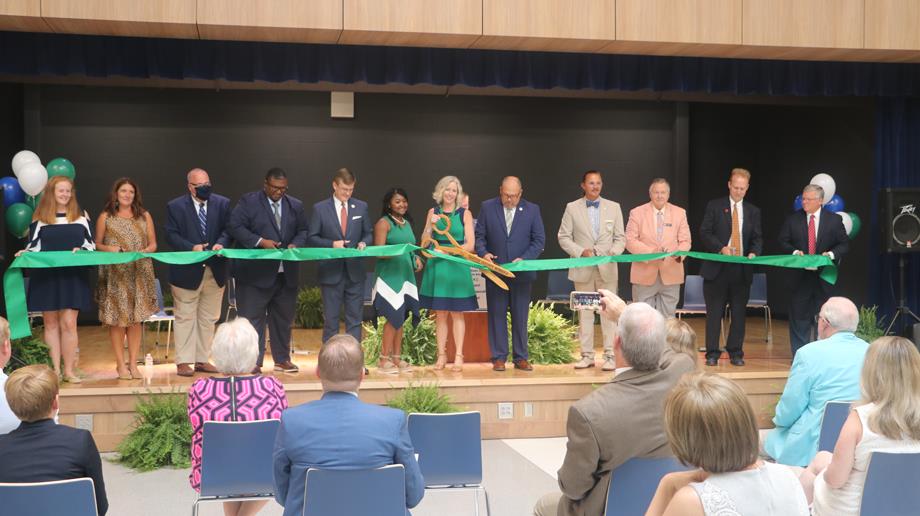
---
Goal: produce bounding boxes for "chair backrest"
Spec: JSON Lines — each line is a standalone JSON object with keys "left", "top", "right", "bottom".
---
{"left": 227, "top": 277, "right": 237, "bottom": 306}
{"left": 304, "top": 465, "right": 406, "bottom": 516}
{"left": 545, "top": 270, "right": 575, "bottom": 301}
{"left": 407, "top": 411, "right": 483, "bottom": 486}
{"left": 200, "top": 420, "right": 280, "bottom": 497}
{"left": 605, "top": 457, "right": 691, "bottom": 516}
{"left": 681, "top": 275, "right": 706, "bottom": 310}
{"left": 818, "top": 401, "right": 852, "bottom": 452}
{"left": 748, "top": 273, "right": 768, "bottom": 305}
{"left": 0, "top": 478, "right": 98, "bottom": 516}
{"left": 153, "top": 278, "right": 167, "bottom": 313}
{"left": 364, "top": 271, "right": 376, "bottom": 304}
{"left": 859, "top": 452, "right": 920, "bottom": 516}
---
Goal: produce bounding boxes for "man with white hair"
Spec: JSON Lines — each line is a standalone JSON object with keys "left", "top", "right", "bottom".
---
{"left": 534, "top": 302, "right": 695, "bottom": 516}
{"left": 765, "top": 296, "right": 868, "bottom": 467}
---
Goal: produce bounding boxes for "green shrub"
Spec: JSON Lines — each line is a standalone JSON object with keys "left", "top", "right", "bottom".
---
{"left": 4, "top": 328, "right": 52, "bottom": 374}
{"left": 362, "top": 310, "right": 437, "bottom": 366}
{"left": 856, "top": 305, "right": 887, "bottom": 343}
{"left": 508, "top": 302, "right": 578, "bottom": 364}
{"left": 116, "top": 392, "right": 192, "bottom": 471}
{"left": 386, "top": 383, "right": 457, "bottom": 414}
{"left": 295, "top": 286, "right": 325, "bottom": 329}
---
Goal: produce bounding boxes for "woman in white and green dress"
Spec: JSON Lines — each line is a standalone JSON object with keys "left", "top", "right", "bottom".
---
{"left": 373, "top": 188, "right": 423, "bottom": 374}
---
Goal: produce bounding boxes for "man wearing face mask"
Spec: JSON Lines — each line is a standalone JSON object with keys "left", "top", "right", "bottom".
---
{"left": 166, "top": 168, "right": 232, "bottom": 377}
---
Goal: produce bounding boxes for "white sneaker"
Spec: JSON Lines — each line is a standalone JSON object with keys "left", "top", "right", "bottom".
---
{"left": 601, "top": 356, "right": 616, "bottom": 371}
{"left": 574, "top": 356, "right": 595, "bottom": 369}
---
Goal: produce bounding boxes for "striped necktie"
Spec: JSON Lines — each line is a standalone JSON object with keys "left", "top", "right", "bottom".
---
{"left": 197, "top": 202, "right": 207, "bottom": 237}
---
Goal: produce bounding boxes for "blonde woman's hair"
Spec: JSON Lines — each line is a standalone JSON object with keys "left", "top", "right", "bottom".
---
{"left": 5, "top": 365, "right": 58, "bottom": 422}
{"left": 33, "top": 176, "right": 82, "bottom": 224}
{"left": 665, "top": 318, "right": 697, "bottom": 361}
{"left": 664, "top": 372, "right": 759, "bottom": 473}
{"left": 861, "top": 336, "right": 920, "bottom": 440}
{"left": 431, "top": 176, "right": 463, "bottom": 206}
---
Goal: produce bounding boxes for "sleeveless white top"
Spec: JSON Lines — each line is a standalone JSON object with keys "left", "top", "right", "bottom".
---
{"left": 689, "top": 461, "right": 808, "bottom": 515}
{"left": 812, "top": 403, "right": 920, "bottom": 516}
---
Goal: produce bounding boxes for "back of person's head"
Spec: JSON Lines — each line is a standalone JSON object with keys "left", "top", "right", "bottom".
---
{"left": 617, "top": 302, "right": 666, "bottom": 371}
{"left": 318, "top": 335, "right": 364, "bottom": 392}
{"left": 861, "top": 336, "right": 920, "bottom": 441}
{"left": 819, "top": 296, "right": 859, "bottom": 333}
{"left": 665, "top": 318, "right": 697, "bottom": 361}
{"left": 211, "top": 318, "right": 259, "bottom": 375}
{"left": 665, "top": 372, "right": 759, "bottom": 473}
{"left": 0, "top": 316, "right": 10, "bottom": 368}
{"left": 5, "top": 365, "right": 58, "bottom": 422}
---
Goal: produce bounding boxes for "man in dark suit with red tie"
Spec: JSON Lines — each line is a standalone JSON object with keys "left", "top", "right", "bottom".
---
{"left": 778, "top": 183, "right": 849, "bottom": 356}
{"left": 699, "top": 168, "right": 763, "bottom": 366}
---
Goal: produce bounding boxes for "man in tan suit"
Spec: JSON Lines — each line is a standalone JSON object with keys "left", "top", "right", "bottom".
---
{"left": 625, "top": 178, "right": 692, "bottom": 317}
{"left": 558, "top": 170, "right": 625, "bottom": 371}
{"left": 533, "top": 301, "right": 695, "bottom": 516}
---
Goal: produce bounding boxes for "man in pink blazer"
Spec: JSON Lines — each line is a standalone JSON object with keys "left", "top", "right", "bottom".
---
{"left": 625, "top": 178, "right": 692, "bottom": 317}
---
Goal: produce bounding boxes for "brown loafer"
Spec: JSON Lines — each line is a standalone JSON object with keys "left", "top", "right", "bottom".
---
{"left": 492, "top": 359, "right": 506, "bottom": 372}
{"left": 176, "top": 363, "right": 194, "bottom": 377}
{"left": 514, "top": 359, "right": 533, "bottom": 371}
{"left": 251, "top": 365, "right": 262, "bottom": 375}
{"left": 273, "top": 361, "right": 300, "bottom": 373}
{"left": 194, "top": 362, "right": 219, "bottom": 374}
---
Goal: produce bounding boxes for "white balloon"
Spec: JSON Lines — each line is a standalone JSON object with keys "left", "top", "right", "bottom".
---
{"left": 810, "top": 173, "right": 836, "bottom": 202}
{"left": 17, "top": 161, "right": 48, "bottom": 196}
{"left": 838, "top": 212, "right": 853, "bottom": 236}
{"left": 11, "top": 150, "right": 40, "bottom": 177}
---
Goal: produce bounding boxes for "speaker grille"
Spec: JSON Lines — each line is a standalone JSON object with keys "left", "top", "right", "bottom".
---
{"left": 893, "top": 209, "right": 920, "bottom": 248}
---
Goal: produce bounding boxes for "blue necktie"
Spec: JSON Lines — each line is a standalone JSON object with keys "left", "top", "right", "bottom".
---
{"left": 586, "top": 200, "right": 600, "bottom": 209}
{"left": 197, "top": 202, "right": 207, "bottom": 237}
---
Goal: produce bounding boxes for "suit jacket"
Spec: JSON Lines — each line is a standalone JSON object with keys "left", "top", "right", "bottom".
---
{"left": 0, "top": 419, "right": 108, "bottom": 515}
{"left": 698, "top": 197, "right": 763, "bottom": 283}
{"left": 557, "top": 197, "right": 626, "bottom": 285}
{"left": 165, "top": 193, "right": 232, "bottom": 290}
{"left": 227, "top": 191, "right": 309, "bottom": 289}
{"left": 305, "top": 197, "right": 373, "bottom": 285}
{"left": 765, "top": 332, "right": 868, "bottom": 466}
{"left": 272, "top": 391, "right": 424, "bottom": 516}
{"left": 556, "top": 355, "right": 695, "bottom": 516}
{"left": 474, "top": 197, "right": 546, "bottom": 284}
{"left": 625, "top": 202, "right": 692, "bottom": 286}
{"left": 777, "top": 208, "right": 849, "bottom": 291}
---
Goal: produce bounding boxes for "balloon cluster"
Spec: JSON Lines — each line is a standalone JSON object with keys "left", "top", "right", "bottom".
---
{"left": 792, "top": 173, "right": 861, "bottom": 240}
{"left": 4, "top": 151, "right": 76, "bottom": 238}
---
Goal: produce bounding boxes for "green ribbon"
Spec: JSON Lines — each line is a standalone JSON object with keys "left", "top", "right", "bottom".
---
{"left": 3, "top": 245, "right": 835, "bottom": 339}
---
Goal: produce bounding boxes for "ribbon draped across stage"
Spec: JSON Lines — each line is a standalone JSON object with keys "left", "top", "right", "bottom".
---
{"left": 2, "top": 245, "right": 835, "bottom": 339}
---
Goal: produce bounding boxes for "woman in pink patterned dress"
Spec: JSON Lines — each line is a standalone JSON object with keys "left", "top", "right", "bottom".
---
{"left": 187, "top": 318, "right": 288, "bottom": 516}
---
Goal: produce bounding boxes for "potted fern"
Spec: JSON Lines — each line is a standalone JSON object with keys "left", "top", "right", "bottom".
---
{"left": 361, "top": 310, "right": 437, "bottom": 366}
{"left": 116, "top": 392, "right": 192, "bottom": 471}
{"left": 386, "top": 382, "right": 457, "bottom": 414}
{"left": 509, "top": 302, "right": 579, "bottom": 364}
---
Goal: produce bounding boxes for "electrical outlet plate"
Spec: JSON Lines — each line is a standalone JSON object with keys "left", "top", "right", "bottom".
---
{"left": 75, "top": 414, "right": 93, "bottom": 431}
{"left": 524, "top": 402, "right": 534, "bottom": 418}
{"left": 498, "top": 402, "right": 513, "bottom": 420}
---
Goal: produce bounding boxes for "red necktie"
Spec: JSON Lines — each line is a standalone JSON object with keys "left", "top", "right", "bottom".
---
{"left": 807, "top": 214, "right": 816, "bottom": 255}
{"left": 340, "top": 203, "right": 348, "bottom": 235}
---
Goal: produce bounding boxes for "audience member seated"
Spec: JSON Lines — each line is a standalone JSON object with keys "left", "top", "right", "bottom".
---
{"left": 765, "top": 297, "right": 868, "bottom": 466}
{"left": 534, "top": 301, "right": 695, "bottom": 516}
{"left": 646, "top": 373, "right": 809, "bottom": 516}
{"left": 0, "top": 365, "right": 108, "bottom": 515}
{"left": 187, "top": 317, "right": 287, "bottom": 516}
{"left": 272, "top": 334, "right": 424, "bottom": 516}
{"left": 0, "top": 317, "right": 20, "bottom": 434}
{"left": 665, "top": 317, "right": 698, "bottom": 364}
{"left": 799, "top": 336, "right": 920, "bottom": 515}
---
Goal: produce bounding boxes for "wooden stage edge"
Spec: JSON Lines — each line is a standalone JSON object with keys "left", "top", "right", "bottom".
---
{"left": 57, "top": 318, "right": 791, "bottom": 452}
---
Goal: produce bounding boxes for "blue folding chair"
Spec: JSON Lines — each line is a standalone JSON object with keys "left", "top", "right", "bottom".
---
{"left": 676, "top": 275, "right": 706, "bottom": 317}
{"left": 407, "top": 411, "right": 491, "bottom": 515}
{"left": 542, "top": 270, "right": 575, "bottom": 306}
{"left": 746, "top": 273, "right": 773, "bottom": 343}
{"left": 604, "top": 457, "right": 691, "bottom": 516}
{"left": 818, "top": 401, "right": 852, "bottom": 452}
{"left": 0, "top": 478, "right": 98, "bottom": 516}
{"left": 304, "top": 465, "right": 406, "bottom": 516}
{"left": 859, "top": 452, "right": 920, "bottom": 516}
{"left": 142, "top": 278, "right": 176, "bottom": 360}
{"left": 193, "top": 420, "right": 280, "bottom": 516}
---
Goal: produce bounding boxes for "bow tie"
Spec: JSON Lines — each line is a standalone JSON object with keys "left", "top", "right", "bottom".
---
{"left": 586, "top": 200, "right": 600, "bottom": 209}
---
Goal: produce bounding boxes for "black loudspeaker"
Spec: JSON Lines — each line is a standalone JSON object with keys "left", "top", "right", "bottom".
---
{"left": 910, "top": 323, "right": 920, "bottom": 352}
{"left": 880, "top": 188, "right": 920, "bottom": 253}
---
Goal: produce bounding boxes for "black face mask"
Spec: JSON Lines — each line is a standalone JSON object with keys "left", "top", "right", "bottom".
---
{"left": 195, "top": 184, "right": 212, "bottom": 200}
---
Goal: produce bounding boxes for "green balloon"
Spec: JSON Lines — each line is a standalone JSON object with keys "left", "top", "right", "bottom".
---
{"left": 848, "top": 212, "right": 861, "bottom": 238}
{"left": 25, "top": 193, "right": 42, "bottom": 210}
{"left": 5, "top": 203, "right": 33, "bottom": 238}
{"left": 46, "top": 157, "right": 76, "bottom": 180}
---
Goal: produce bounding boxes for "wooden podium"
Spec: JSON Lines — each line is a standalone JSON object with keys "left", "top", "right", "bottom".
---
{"left": 445, "top": 310, "right": 491, "bottom": 363}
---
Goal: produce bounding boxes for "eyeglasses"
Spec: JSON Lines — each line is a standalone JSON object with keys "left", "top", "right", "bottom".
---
{"left": 265, "top": 184, "right": 288, "bottom": 193}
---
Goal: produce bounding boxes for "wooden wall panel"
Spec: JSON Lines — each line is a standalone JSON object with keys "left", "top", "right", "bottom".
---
{"left": 742, "top": 0, "right": 864, "bottom": 49}
{"left": 865, "top": 0, "right": 920, "bottom": 50}
{"left": 197, "top": 0, "right": 341, "bottom": 44}
{"left": 0, "top": 0, "right": 48, "bottom": 31}
{"left": 475, "top": 0, "right": 616, "bottom": 52}
{"left": 616, "top": 0, "right": 741, "bottom": 45}
{"left": 340, "top": 0, "right": 482, "bottom": 48}
{"left": 41, "top": 0, "right": 198, "bottom": 39}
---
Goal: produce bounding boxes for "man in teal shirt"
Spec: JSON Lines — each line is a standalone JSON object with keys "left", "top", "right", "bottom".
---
{"left": 765, "top": 297, "right": 868, "bottom": 466}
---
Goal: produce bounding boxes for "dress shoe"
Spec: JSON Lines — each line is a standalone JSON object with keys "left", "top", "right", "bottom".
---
{"left": 274, "top": 361, "right": 300, "bottom": 373}
{"left": 194, "top": 362, "right": 219, "bottom": 374}
{"left": 251, "top": 365, "right": 263, "bottom": 375}
{"left": 730, "top": 357, "right": 745, "bottom": 367}
{"left": 601, "top": 356, "right": 616, "bottom": 371}
{"left": 492, "top": 359, "right": 506, "bottom": 372}
{"left": 176, "top": 363, "right": 195, "bottom": 377}
{"left": 573, "top": 356, "right": 595, "bottom": 369}
{"left": 513, "top": 359, "right": 533, "bottom": 371}
{"left": 705, "top": 357, "right": 719, "bottom": 367}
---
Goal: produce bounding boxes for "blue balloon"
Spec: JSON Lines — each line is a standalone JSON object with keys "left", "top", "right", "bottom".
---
{"left": 824, "top": 194, "right": 845, "bottom": 213}
{"left": 0, "top": 176, "right": 25, "bottom": 207}
{"left": 793, "top": 195, "right": 803, "bottom": 211}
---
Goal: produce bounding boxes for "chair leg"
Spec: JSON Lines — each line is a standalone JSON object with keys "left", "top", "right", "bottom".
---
{"left": 765, "top": 306, "right": 773, "bottom": 344}
{"left": 165, "top": 320, "right": 172, "bottom": 360}
{"left": 483, "top": 487, "right": 492, "bottom": 516}
{"left": 192, "top": 499, "right": 199, "bottom": 516}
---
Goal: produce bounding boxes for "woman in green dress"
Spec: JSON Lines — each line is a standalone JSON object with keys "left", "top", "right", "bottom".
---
{"left": 373, "top": 187, "right": 423, "bottom": 374}
{"left": 420, "top": 176, "right": 478, "bottom": 371}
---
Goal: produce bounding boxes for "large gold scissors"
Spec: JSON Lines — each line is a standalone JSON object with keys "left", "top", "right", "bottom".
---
{"left": 420, "top": 213, "right": 515, "bottom": 290}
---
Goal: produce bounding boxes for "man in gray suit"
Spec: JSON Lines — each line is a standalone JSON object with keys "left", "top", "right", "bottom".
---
{"left": 558, "top": 170, "right": 626, "bottom": 371}
{"left": 534, "top": 301, "right": 695, "bottom": 516}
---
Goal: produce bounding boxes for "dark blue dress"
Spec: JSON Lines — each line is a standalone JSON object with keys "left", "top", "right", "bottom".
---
{"left": 24, "top": 213, "right": 95, "bottom": 312}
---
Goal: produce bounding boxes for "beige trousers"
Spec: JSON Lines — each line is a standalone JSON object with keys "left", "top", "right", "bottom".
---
{"left": 171, "top": 266, "right": 224, "bottom": 365}
{"left": 533, "top": 491, "right": 562, "bottom": 516}
{"left": 574, "top": 268, "right": 617, "bottom": 358}
{"left": 632, "top": 275, "right": 680, "bottom": 318}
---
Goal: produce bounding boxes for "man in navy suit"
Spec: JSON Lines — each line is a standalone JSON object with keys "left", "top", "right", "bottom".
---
{"left": 272, "top": 334, "right": 424, "bottom": 516}
{"left": 306, "top": 168, "right": 373, "bottom": 343}
{"left": 227, "top": 168, "right": 308, "bottom": 373}
{"left": 475, "top": 176, "right": 546, "bottom": 371}
{"left": 165, "top": 168, "right": 231, "bottom": 377}
{"left": 779, "top": 183, "right": 849, "bottom": 356}
{"left": 698, "top": 168, "right": 763, "bottom": 367}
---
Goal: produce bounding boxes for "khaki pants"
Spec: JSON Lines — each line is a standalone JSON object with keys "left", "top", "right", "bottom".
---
{"left": 171, "top": 266, "right": 224, "bottom": 365}
{"left": 533, "top": 491, "right": 562, "bottom": 516}
{"left": 632, "top": 275, "right": 680, "bottom": 318}
{"left": 574, "top": 269, "right": 617, "bottom": 358}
